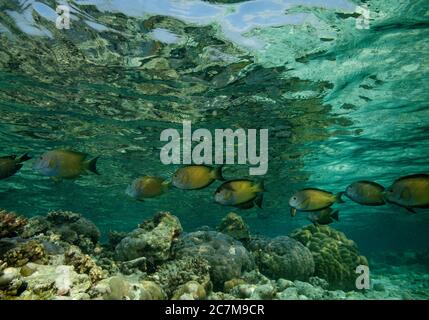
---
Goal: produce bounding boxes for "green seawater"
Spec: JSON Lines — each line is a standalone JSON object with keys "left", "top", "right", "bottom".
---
{"left": 0, "top": 0, "right": 429, "bottom": 298}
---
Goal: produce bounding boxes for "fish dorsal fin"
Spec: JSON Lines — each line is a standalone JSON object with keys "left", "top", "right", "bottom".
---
{"left": 59, "top": 149, "right": 88, "bottom": 160}
{"left": 396, "top": 174, "right": 429, "bottom": 182}
{"left": 302, "top": 188, "right": 332, "bottom": 194}
{"left": 357, "top": 181, "right": 385, "bottom": 190}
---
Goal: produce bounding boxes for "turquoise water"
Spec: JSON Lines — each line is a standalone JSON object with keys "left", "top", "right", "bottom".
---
{"left": 0, "top": 0, "right": 428, "bottom": 264}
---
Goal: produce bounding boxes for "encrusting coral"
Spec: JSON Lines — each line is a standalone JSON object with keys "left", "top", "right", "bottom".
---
{"left": 147, "top": 255, "right": 211, "bottom": 298}
{"left": 2, "top": 240, "right": 48, "bottom": 267}
{"left": 217, "top": 212, "right": 250, "bottom": 243}
{"left": 0, "top": 210, "right": 27, "bottom": 238}
{"left": 115, "top": 212, "right": 182, "bottom": 263}
{"left": 172, "top": 280, "right": 207, "bottom": 300}
{"left": 22, "top": 211, "right": 100, "bottom": 253}
{"left": 64, "top": 246, "right": 105, "bottom": 283}
{"left": 290, "top": 225, "right": 368, "bottom": 290}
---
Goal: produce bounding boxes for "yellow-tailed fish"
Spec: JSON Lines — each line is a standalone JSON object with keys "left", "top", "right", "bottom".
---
{"left": 289, "top": 188, "right": 344, "bottom": 217}
{"left": 33, "top": 149, "right": 99, "bottom": 180}
{"left": 172, "top": 165, "right": 224, "bottom": 190}
{"left": 126, "top": 176, "right": 170, "bottom": 201}
{"left": 344, "top": 181, "right": 385, "bottom": 206}
{"left": 384, "top": 174, "right": 429, "bottom": 213}
{"left": 0, "top": 153, "right": 31, "bottom": 180}
{"left": 214, "top": 179, "right": 264, "bottom": 209}
{"left": 307, "top": 208, "right": 339, "bottom": 225}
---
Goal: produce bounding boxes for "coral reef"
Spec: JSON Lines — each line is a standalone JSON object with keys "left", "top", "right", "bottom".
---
{"left": 217, "top": 212, "right": 250, "bottom": 243}
{"left": 64, "top": 246, "right": 105, "bottom": 283}
{"left": 0, "top": 210, "right": 27, "bottom": 238}
{"left": 147, "top": 256, "right": 211, "bottom": 298}
{"left": 115, "top": 212, "right": 182, "bottom": 262}
{"left": 173, "top": 230, "right": 254, "bottom": 289}
{"left": 2, "top": 240, "right": 48, "bottom": 267}
{"left": 0, "top": 209, "right": 427, "bottom": 300}
{"left": 22, "top": 211, "right": 100, "bottom": 253}
{"left": 248, "top": 236, "right": 315, "bottom": 281}
{"left": 290, "top": 225, "right": 368, "bottom": 290}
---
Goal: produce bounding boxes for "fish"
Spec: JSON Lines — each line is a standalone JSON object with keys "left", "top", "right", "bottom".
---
{"left": 172, "top": 165, "right": 224, "bottom": 190}
{"left": 0, "top": 153, "right": 32, "bottom": 180}
{"left": 214, "top": 179, "right": 264, "bottom": 209}
{"left": 126, "top": 176, "right": 170, "bottom": 201}
{"left": 33, "top": 149, "right": 99, "bottom": 180}
{"left": 289, "top": 188, "right": 344, "bottom": 217}
{"left": 307, "top": 208, "right": 339, "bottom": 225}
{"left": 384, "top": 174, "right": 429, "bottom": 213}
{"left": 344, "top": 181, "right": 386, "bottom": 206}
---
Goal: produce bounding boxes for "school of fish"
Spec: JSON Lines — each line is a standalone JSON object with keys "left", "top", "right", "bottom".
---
{"left": 1, "top": 149, "right": 429, "bottom": 225}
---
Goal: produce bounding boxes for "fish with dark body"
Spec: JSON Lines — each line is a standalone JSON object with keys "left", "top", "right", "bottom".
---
{"left": 384, "top": 174, "right": 429, "bottom": 213}
{"left": 289, "top": 188, "right": 344, "bottom": 217}
{"left": 0, "top": 153, "right": 31, "bottom": 180}
{"left": 126, "top": 176, "right": 170, "bottom": 201}
{"left": 214, "top": 179, "right": 264, "bottom": 209}
{"left": 307, "top": 208, "right": 339, "bottom": 225}
{"left": 33, "top": 149, "right": 99, "bottom": 181}
{"left": 172, "top": 165, "right": 224, "bottom": 190}
{"left": 344, "top": 181, "right": 386, "bottom": 206}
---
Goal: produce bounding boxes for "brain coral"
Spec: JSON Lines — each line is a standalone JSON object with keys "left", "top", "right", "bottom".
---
{"left": 290, "top": 225, "right": 368, "bottom": 290}
{"left": 173, "top": 230, "right": 254, "bottom": 289}
{"left": 248, "top": 236, "right": 314, "bottom": 281}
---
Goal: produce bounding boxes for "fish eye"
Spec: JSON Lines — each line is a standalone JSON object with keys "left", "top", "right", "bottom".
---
{"left": 293, "top": 197, "right": 297, "bottom": 200}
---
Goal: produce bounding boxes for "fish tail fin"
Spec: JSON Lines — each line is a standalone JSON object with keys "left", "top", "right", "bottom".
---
{"left": 85, "top": 156, "right": 100, "bottom": 175}
{"left": 18, "top": 153, "right": 31, "bottom": 163}
{"left": 331, "top": 210, "right": 340, "bottom": 221}
{"left": 255, "top": 193, "right": 264, "bottom": 209}
{"left": 162, "top": 180, "right": 172, "bottom": 191}
{"left": 254, "top": 179, "right": 265, "bottom": 192}
{"left": 213, "top": 165, "right": 225, "bottom": 181}
{"left": 335, "top": 192, "right": 345, "bottom": 203}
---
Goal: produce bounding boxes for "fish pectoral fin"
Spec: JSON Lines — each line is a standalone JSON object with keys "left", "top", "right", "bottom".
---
{"left": 290, "top": 207, "right": 297, "bottom": 217}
